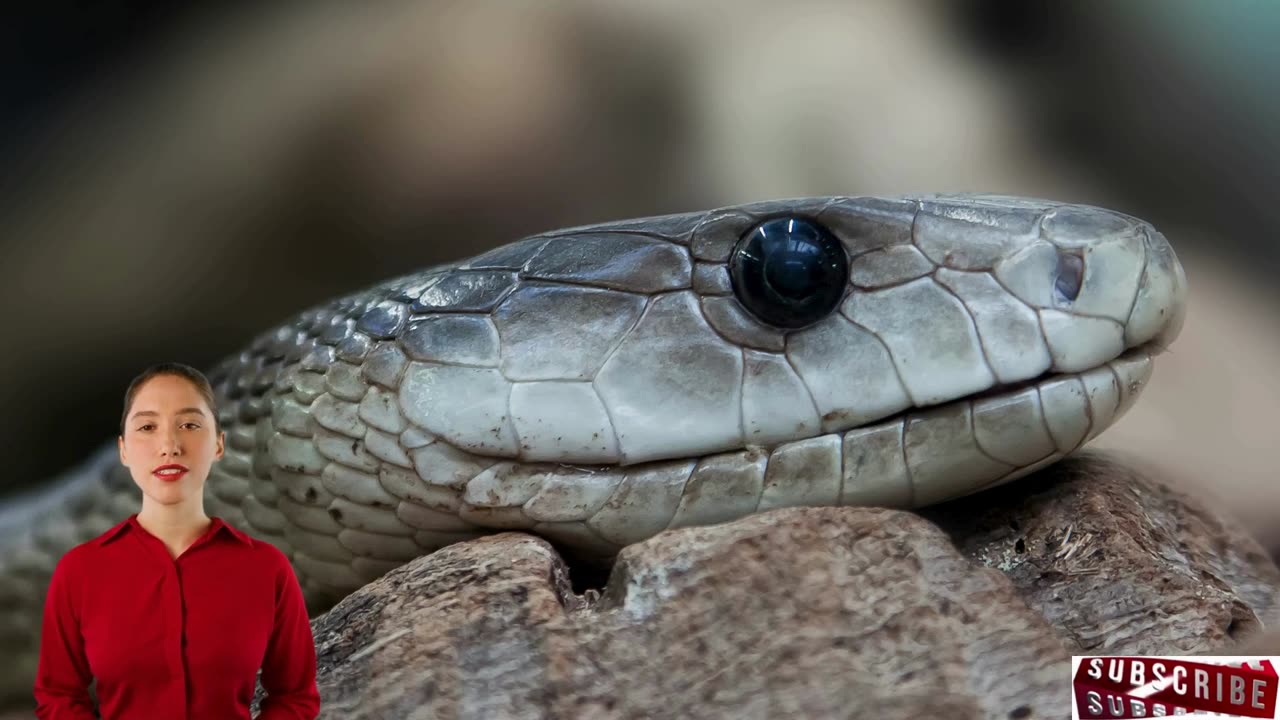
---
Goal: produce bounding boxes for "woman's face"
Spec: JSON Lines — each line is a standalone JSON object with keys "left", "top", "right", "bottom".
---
{"left": 117, "top": 374, "right": 225, "bottom": 509}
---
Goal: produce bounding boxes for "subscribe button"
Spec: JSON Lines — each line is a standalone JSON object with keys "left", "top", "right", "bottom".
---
{"left": 1072, "top": 656, "right": 1279, "bottom": 718}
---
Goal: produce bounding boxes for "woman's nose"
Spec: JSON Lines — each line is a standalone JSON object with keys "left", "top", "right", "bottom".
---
{"left": 159, "top": 429, "right": 182, "bottom": 456}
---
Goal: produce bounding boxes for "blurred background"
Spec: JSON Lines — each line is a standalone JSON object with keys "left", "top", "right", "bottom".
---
{"left": 1, "top": 0, "right": 1276, "bottom": 562}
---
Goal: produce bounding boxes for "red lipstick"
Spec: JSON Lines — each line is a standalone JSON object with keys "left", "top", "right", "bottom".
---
{"left": 153, "top": 464, "right": 189, "bottom": 482}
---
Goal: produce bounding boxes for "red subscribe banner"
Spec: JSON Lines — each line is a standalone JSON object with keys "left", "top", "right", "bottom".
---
{"left": 1073, "top": 656, "right": 1278, "bottom": 718}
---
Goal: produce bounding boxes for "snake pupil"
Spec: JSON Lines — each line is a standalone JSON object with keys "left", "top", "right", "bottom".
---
{"left": 729, "top": 217, "right": 848, "bottom": 329}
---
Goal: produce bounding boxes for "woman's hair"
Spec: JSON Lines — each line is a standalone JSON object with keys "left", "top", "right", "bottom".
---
{"left": 119, "top": 362, "right": 222, "bottom": 436}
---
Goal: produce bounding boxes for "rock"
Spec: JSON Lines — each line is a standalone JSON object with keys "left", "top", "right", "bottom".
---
{"left": 281, "top": 514, "right": 1064, "bottom": 720}
{"left": 254, "top": 452, "right": 1280, "bottom": 719}
{"left": 925, "top": 452, "right": 1280, "bottom": 654}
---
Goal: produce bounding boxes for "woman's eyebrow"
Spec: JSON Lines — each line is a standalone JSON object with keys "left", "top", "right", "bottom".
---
{"left": 129, "top": 408, "right": 207, "bottom": 419}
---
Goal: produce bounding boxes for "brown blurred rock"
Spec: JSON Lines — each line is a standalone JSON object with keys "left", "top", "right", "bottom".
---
{"left": 1234, "top": 629, "right": 1280, "bottom": 654}
{"left": 927, "top": 451, "right": 1280, "bottom": 655}
{"left": 256, "top": 453, "right": 1278, "bottom": 719}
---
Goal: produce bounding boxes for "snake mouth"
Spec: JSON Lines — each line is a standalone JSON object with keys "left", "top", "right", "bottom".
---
{"left": 961, "top": 371, "right": 1058, "bottom": 405}
{"left": 796, "top": 343, "right": 1158, "bottom": 510}
{"left": 539, "top": 344, "right": 1157, "bottom": 574}
{"left": 968, "top": 343, "right": 1157, "bottom": 405}
{"left": 811, "top": 342, "right": 1156, "bottom": 447}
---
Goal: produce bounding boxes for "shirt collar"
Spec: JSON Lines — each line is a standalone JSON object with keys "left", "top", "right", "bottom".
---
{"left": 95, "top": 513, "right": 253, "bottom": 547}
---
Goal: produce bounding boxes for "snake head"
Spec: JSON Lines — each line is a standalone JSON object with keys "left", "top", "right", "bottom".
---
{"left": 194, "top": 193, "right": 1188, "bottom": 601}
{"left": 344, "top": 194, "right": 1186, "bottom": 470}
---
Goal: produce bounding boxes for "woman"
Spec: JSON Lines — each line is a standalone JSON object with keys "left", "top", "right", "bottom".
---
{"left": 34, "top": 362, "right": 321, "bottom": 719}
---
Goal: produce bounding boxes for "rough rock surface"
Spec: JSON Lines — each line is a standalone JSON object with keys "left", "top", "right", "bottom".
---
{"left": 248, "top": 452, "right": 1280, "bottom": 720}
{"left": 925, "top": 452, "right": 1280, "bottom": 655}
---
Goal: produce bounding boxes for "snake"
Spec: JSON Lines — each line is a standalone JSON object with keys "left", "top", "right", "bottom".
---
{"left": 0, "top": 193, "right": 1186, "bottom": 705}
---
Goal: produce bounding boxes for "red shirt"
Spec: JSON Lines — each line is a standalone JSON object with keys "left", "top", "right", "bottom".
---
{"left": 34, "top": 513, "right": 320, "bottom": 719}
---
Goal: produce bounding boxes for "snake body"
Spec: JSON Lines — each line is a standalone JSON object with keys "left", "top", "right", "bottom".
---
{"left": 0, "top": 194, "right": 1186, "bottom": 704}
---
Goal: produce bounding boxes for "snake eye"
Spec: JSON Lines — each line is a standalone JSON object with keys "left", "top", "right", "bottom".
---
{"left": 728, "top": 217, "right": 848, "bottom": 329}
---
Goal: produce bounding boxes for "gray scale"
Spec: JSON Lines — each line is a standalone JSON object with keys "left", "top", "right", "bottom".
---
{"left": 462, "top": 236, "right": 551, "bottom": 270}
{"left": 334, "top": 332, "right": 373, "bottom": 364}
{"left": 412, "top": 270, "right": 518, "bottom": 313}
{"left": 355, "top": 300, "right": 409, "bottom": 340}
{"left": 494, "top": 284, "right": 646, "bottom": 381}
{"left": 524, "top": 233, "right": 692, "bottom": 292}
{"left": 320, "top": 316, "right": 357, "bottom": 346}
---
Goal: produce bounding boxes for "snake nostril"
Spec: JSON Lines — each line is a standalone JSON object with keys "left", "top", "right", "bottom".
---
{"left": 1054, "top": 251, "right": 1084, "bottom": 302}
